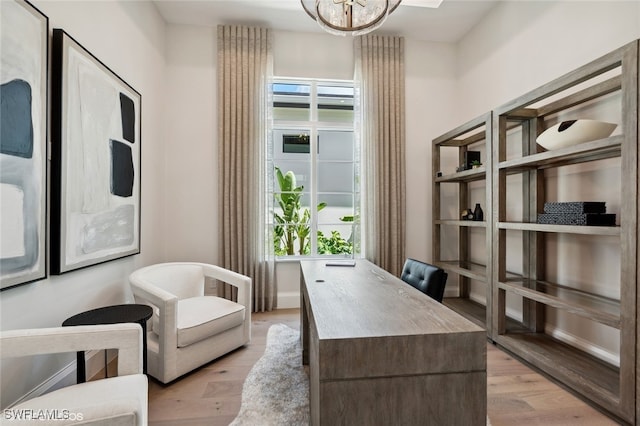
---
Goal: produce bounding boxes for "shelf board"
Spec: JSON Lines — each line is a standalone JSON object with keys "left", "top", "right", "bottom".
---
{"left": 444, "top": 298, "right": 526, "bottom": 335}
{"left": 498, "top": 221, "right": 620, "bottom": 236}
{"left": 443, "top": 298, "right": 487, "bottom": 330}
{"left": 498, "top": 280, "right": 620, "bottom": 329}
{"left": 498, "top": 135, "right": 622, "bottom": 172}
{"left": 495, "top": 332, "right": 621, "bottom": 416}
{"left": 435, "top": 260, "right": 487, "bottom": 282}
{"left": 506, "top": 75, "right": 622, "bottom": 120}
{"left": 433, "top": 112, "right": 491, "bottom": 147}
{"left": 435, "top": 220, "right": 487, "bottom": 228}
{"left": 436, "top": 166, "right": 487, "bottom": 183}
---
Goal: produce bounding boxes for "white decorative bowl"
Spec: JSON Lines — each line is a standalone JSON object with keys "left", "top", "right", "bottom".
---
{"left": 536, "top": 119, "right": 617, "bottom": 150}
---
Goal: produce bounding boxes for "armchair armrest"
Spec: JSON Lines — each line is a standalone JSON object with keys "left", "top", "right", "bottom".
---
{"left": 129, "top": 272, "right": 180, "bottom": 308}
{"left": 0, "top": 323, "right": 143, "bottom": 376}
{"left": 201, "top": 264, "right": 252, "bottom": 310}
{"left": 129, "top": 272, "right": 181, "bottom": 357}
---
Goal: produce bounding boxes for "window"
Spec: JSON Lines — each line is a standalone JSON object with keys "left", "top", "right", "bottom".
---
{"left": 269, "top": 79, "right": 360, "bottom": 258}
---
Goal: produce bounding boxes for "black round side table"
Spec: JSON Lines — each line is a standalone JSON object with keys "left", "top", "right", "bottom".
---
{"left": 62, "top": 304, "right": 153, "bottom": 383}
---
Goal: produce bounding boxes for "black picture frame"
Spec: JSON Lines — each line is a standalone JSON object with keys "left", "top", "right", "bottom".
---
{"left": 0, "top": 0, "right": 48, "bottom": 290}
{"left": 51, "top": 29, "right": 141, "bottom": 274}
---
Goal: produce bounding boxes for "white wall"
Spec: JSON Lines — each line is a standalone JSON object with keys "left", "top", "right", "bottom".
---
{"left": 163, "top": 25, "right": 217, "bottom": 262}
{"left": 456, "top": 1, "right": 640, "bottom": 121}
{"left": 405, "top": 39, "right": 458, "bottom": 262}
{"left": 0, "top": 0, "right": 167, "bottom": 408}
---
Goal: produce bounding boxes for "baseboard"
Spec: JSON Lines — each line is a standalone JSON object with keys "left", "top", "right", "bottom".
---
{"left": 546, "top": 324, "right": 619, "bottom": 367}
{"left": 8, "top": 350, "right": 114, "bottom": 408}
{"left": 9, "top": 361, "right": 76, "bottom": 408}
{"left": 277, "top": 291, "right": 300, "bottom": 309}
{"left": 465, "top": 294, "right": 618, "bottom": 366}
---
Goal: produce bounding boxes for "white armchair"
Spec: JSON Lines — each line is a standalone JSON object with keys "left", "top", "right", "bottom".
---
{"left": 0, "top": 323, "right": 147, "bottom": 425}
{"left": 128, "top": 262, "right": 251, "bottom": 384}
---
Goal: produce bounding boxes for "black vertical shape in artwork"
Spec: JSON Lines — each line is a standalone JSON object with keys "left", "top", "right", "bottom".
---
{"left": 0, "top": 79, "right": 34, "bottom": 158}
{"left": 120, "top": 93, "right": 135, "bottom": 143}
{"left": 110, "top": 139, "right": 134, "bottom": 197}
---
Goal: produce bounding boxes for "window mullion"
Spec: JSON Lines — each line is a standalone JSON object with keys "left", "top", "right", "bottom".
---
{"left": 309, "top": 82, "right": 318, "bottom": 256}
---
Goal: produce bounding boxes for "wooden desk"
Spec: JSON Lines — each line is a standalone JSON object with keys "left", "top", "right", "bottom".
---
{"left": 300, "top": 259, "right": 486, "bottom": 425}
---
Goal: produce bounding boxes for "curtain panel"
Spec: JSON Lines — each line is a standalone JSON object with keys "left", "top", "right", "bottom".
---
{"left": 217, "top": 25, "right": 275, "bottom": 312}
{"left": 355, "top": 35, "right": 406, "bottom": 277}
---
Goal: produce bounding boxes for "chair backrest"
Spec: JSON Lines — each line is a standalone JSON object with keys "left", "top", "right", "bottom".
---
{"left": 137, "top": 263, "right": 205, "bottom": 299}
{"left": 400, "top": 258, "right": 448, "bottom": 303}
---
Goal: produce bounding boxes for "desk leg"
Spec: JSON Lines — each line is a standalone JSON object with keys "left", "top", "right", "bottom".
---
{"left": 142, "top": 323, "right": 148, "bottom": 374}
{"left": 136, "top": 320, "right": 148, "bottom": 374}
{"left": 76, "top": 351, "right": 86, "bottom": 383}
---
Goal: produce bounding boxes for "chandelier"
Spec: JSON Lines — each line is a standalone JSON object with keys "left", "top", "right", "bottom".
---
{"left": 301, "top": 0, "right": 403, "bottom": 36}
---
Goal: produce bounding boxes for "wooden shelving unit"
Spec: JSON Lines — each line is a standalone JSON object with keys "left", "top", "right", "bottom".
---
{"left": 491, "top": 40, "right": 638, "bottom": 423}
{"left": 432, "top": 39, "right": 639, "bottom": 423}
{"left": 432, "top": 113, "right": 493, "bottom": 334}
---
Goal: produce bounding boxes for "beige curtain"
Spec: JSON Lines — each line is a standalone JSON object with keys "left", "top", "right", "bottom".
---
{"left": 355, "top": 35, "right": 406, "bottom": 277}
{"left": 217, "top": 25, "right": 275, "bottom": 312}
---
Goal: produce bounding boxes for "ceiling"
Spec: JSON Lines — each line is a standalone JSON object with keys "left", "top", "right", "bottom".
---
{"left": 153, "top": 0, "right": 499, "bottom": 43}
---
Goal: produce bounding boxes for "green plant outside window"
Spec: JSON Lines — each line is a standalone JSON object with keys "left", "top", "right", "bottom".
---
{"left": 274, "top": 167, "right": 354, "bottom": 256}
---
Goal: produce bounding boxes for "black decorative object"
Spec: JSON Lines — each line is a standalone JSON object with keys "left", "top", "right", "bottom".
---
{"left": 473, "top": 203, "right": 484, "bottom": 221}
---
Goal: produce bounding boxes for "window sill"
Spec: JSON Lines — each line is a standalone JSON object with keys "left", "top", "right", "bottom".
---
{"left": 275, "top": 255, "right": 359, "bottom": 263}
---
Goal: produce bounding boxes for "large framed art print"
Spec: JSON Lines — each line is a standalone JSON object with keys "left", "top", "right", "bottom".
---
{"left": 0, "top": 0, "right": 48, "bottom": 289}
{"left": 51, "top": 29, "right": 141, "bottom": 274}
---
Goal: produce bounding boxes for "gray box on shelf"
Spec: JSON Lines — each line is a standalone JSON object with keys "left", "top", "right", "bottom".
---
{"left": 543, "top": 201, "right": 606, "bottom": 214}
{"left": 537, "top": 213, "right": 616, "bottom": 226}
{"left": 538, "top": 201, "right": 615, "bottom": 226}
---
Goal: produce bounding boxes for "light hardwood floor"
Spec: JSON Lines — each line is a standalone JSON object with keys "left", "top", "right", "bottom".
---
{"left": 147, "top": 308, "right": 619, "bottom": 426}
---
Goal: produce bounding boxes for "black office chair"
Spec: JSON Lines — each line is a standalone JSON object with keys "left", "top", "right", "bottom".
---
{"left": 400, "top": 258, "right": 448, "bottom": 303}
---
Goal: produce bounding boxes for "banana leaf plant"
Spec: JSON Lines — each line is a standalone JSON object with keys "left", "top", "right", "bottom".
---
{"left": 274, "top": 167, "right": 326, "bottom": 255}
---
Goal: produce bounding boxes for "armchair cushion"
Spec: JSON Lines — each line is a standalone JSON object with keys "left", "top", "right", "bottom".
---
{"left": 151, "top": 296, "right": 245, "bottom": 347}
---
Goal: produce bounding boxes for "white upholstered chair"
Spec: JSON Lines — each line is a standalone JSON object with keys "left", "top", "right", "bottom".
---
{"left": 128, "top": 262, "right": 251, "bottom": 384}
{"left": 0, "top": 323, "right": 147, "bottom": 425}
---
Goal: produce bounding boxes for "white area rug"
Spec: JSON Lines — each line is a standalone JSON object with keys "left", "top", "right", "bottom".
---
{"left": 230, "top": 324, "right": 309, "bottom": 425}
{"left": 230, "top": 323, "right": 491, "bottom": 426}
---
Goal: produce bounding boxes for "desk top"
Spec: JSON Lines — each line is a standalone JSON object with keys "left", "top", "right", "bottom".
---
{"left": 300, "top": 259, "right": 483, "bottom": 340}
{"left": 300, "top": 259, "right": 486, "bottom": 380}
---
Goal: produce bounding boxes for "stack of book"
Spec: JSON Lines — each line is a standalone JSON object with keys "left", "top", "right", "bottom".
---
{"left": 537, "top": 202, "right": 616, "bottom": 226}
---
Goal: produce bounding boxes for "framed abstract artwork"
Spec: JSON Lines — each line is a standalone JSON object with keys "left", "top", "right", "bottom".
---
{"left": 0, "top": 0, "right": 48, "bottom": 290}
{"left": 51, "top": 29, "right": 141, "bottom": 274}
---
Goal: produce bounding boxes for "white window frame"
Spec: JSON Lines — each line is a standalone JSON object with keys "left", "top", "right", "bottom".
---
{"left": 269, "top": 77, "right": 360, "bottom": 259}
